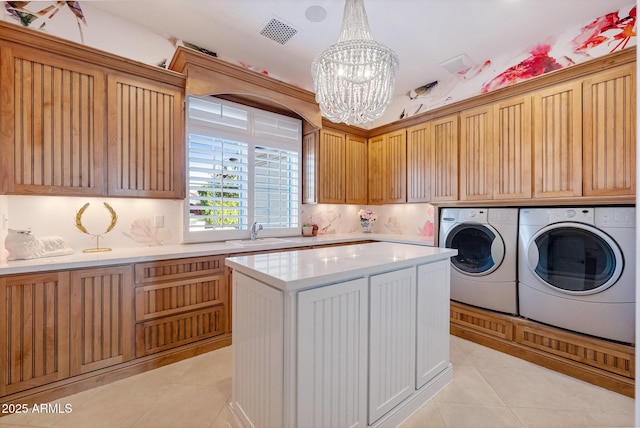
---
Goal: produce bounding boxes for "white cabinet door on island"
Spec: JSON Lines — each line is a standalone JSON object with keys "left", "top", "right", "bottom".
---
{"left": 225, "top": 242, "right": 457, "bottom": 428}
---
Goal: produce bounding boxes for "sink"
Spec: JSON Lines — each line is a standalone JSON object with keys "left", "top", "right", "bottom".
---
{"left": 226, "top": 237, "right": 290, "bottom": 246}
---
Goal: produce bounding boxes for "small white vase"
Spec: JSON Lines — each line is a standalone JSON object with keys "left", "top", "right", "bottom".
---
{"left": 360, "top": 220, "right": 372, "bottom": 233}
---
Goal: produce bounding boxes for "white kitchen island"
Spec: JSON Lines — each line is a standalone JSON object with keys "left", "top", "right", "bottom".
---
{"left": 225, "top": 242, "right": 457, "bottom": 428}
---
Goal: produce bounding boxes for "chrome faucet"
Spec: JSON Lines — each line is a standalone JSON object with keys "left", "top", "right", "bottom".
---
{"left": 250, "top": 222, "right": 263, "bottom": 240}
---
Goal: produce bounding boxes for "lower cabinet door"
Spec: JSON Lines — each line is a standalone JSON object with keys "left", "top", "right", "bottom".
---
{"left": 416, "top": 261, "right": 450, "bottom": 388}
{"left": 0, "top": 272, "right": 70, "bottom": 395}
{"left": 297, "top": 278, "right": 369, "bottom": 428}
{"left": 369, "top": 267, "right": 416, "bottom": 424}
{"left": 70, "top": 266, "right": 134, "bottom": 374}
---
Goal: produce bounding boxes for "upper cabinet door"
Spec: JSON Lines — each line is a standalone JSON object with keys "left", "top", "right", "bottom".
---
{"left": 384, "top": 130, "right": 407, "bottom": 204}
{"left": 302, "top": 131, "right": 319, "bottom": 204}
{"left": 0, "top": 45, "right": 106, "bottom": 195}
{"left": 430, "top": 114, "right": 459, "bottom": 202}
{"left": 406, "top": 122, "right": 431, "bottom": 203}
{"left": 345, "top": 134, "right": 368, "bottom": 204}
{"left": 318, "top": 129, "right": 346, "bottom": 203}
{"left": 459, "top": 106, "right": 493, "bottom": 201}
{"left": 582, "top": 65, "right": 636, "bottom": 197}
{"left": 533, "top": 81, "right": 582, "bottom": 199}
{"left": 368, "top": 134, "right": 385, "bottom": 205}
{"left": 493, "top": 96, "right": 532, "bottom": 200}
{"left": 107, "top": 73, "right": 184, "bottom": 199}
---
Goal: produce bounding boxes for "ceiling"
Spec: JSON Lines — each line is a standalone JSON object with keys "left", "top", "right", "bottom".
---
{"left": 90, "top": 0, "right": 633, "bottom": 125}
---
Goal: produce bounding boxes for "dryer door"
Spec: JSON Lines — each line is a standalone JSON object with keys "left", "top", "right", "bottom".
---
{"left": 526, "top": 222, "right": 623, "bottom": 295}
{"left": 445, "top": 223, "right": 505, "bottom": 276}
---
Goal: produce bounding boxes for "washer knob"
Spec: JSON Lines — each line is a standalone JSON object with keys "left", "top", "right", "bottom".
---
{"left": 565, "top": 209, "right": 576, "bottom": 218}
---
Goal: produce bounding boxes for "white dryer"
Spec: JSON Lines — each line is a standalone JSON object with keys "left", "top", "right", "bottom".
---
{"left": 439, "top": 208, "right": 518, "bottom": 314}
{"left": 518, "top": 207, "right": 635, "bottom": 344}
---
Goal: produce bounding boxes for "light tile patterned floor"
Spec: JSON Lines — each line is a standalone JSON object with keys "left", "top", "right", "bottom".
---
{"left": 0, "top": 336, "right": 634, "bottom": 428}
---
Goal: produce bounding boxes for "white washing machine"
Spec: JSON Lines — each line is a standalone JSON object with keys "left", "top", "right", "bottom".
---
{"left": 439, "top": 208, "right": 518, "bottom": 314}
{"left": 518, "top": 207, "right": 635, "bottom": 344}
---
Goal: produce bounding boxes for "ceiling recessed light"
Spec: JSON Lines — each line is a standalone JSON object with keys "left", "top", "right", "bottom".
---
{"left": 305, "top": 5, "right": 327, "bottom": 22}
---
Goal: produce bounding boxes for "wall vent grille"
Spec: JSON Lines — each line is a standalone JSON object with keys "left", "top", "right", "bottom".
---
{"left": 259, "top": 17, "right": 298, "bottom": 45}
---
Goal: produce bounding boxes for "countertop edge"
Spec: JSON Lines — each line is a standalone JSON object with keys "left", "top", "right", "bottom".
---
{"left": 0, "top": 233, "right": 435, "bottom": 275}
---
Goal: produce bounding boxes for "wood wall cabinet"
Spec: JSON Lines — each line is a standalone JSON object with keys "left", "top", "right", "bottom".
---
{"left": 318, "top": 128, "right": 368, "bottom": 204}
{"left": 0, "top": 23, "right": 186, "bottom": 199}
{"left": 69, "top": 266, "right": 134, "bottom": 375}
{"left": 107, "top": 73, "right": 184, "bottom": 198}
{"left": 459, "top": 106, "right": 493, "bottom": 201}
{"left": 302, "top": 131, "right": 318, "bottom": 204}
{"left": 430, "top": 115, "right": 459, "bottom": 202}
{"left": 532, "top": 81, "right": 582, "bottom": 199}
{"left": 0, "top": 272, "right": 70, "bottom": 396}
{"left": 493, "top": 96, "right": 532, "bottom": 200}
{"left": 133, "top": 255, "right": 229, "bottom": 357}
{"left": 582, "top": 64, "right": 636, "bottom": 197}
{"left": 0, "top": 45, "right": 106, "bottom": 195}
{"left": 406, "top": 123, "right": 431, "bottom": 202}
{"left": 368, "top": 130, "right": 407, "bottom": 204}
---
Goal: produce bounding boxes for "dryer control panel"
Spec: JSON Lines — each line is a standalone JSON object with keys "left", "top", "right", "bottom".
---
{"left": 548, "top": 208, "right": 594, "bottom": 224}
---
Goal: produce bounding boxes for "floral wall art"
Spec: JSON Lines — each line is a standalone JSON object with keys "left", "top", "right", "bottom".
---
{"left": 387, "top": 4, "right": 637, "bottom": 125}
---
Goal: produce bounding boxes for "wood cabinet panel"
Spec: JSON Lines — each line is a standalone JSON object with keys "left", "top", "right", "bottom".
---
{"left": 0, "top": 272, "right": 70, "bottom": 395}
{"left": 107, "top": 73, "right": 184, "bottom": 198}
{"left": 70, "top": 266, "right": 134, "bottom": 375}
{"left": 533, "top": 81, "right": 582, "bottom": 198}
{"left": 582, "top": 65, "right": 636, "bottom": 196}
{"left": 385, "top": 130, "right": 407, "bottom": 203}
{"left": 460, "top": 106, "right": 493, "bottom": 200}
{"left": 135, "top": 306, "right": 226, "bottom": 357}
{"left": 430, "top": 115, "right": 459, "bottom": 202}
{"left": 302, "top": 131, "right": 318, "bottom": 204}
{"left": 0, "top": 45, "right": 106, "bottom": 195}
{"left": 345, "top": 134, "right": 368, "bottom": 204}
{"left": 406, "top": 123, "right": 431, "bottom": 203}
{"left": 493, "top": 96, "right": 532, "bottom": 199}
{"left": 135, "top": 274, "right": 226, "bottom": 321}
{"left": 367, "top": 135, "right": 385, "bottom": 204}
{"left": 318, "top": 129, "right": 346, "bottom": 203}
{"left": 134, "top": 255, "right": 225, "bottom": 284}
{"left": 368, "top": 130, "right": 406, "bottom": 204}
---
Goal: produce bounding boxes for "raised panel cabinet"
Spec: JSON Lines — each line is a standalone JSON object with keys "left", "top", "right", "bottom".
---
{"left": 0, "top": 272, "right": 70, "bottom": 395}
{"left": 70, "top": 266, "right": 134, "bottom": 375}
{"left": 533, "top": 80, "right": 582, "bottom": 198}
{"left": 345, "top": 134, "right": 368, "bottom": 204}
{"left": 133, "top": 255, "right": 228, "bottom": 357}
{"left": 493, "top": 96, "right": 532, "bottom": 199}
{"left": 459, "top": 106, "right": 493, "bottom": 200}
{"left": 302, "top": 131, "right": 318, "bottom": 204}
{"left": 368, "top": 130, "right": 407, "bottom": 204}
{"left": 0, "top": 45, "right": 106, "bottom": 195}
{"left": 430, "top": 115, "right": 459, "bottom": 202}
{"left": 406, "top": 123, "right": 431, "bottom": 203}
{"left": 107, "top": 73, "right": 184, "bottom": 198}
{"left": 318, "top": 129, "right": 346, "bottom": 203}
{"left": 582, "top": 64, "right": 636, "bottom": 196}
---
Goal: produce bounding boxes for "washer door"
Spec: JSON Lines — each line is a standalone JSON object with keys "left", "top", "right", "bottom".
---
{"left": 445, "top": 223, "right": 505, "bottom": 276}
{"left": 526, "top": 222, "right": 623, "bottom": 295}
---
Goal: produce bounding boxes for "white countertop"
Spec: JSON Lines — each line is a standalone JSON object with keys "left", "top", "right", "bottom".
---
{"left": 225, "top": 241, "right": 456, "bottom": 291}
{"left": 0, "top": 233, "right": 435, "bottom": 275}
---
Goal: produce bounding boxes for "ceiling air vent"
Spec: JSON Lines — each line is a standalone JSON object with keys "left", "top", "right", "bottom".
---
{"left": 259, "top": 17, "right": 298, "bottom": 45}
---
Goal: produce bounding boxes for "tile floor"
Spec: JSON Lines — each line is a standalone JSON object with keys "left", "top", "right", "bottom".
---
{"left": 0, "top": 336, "right": 634, "bottom": 428}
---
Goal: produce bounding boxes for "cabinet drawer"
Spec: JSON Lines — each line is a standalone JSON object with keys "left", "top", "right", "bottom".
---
{"left": 135, "top": 274, "right": 226, "bottom": 321}
{"left": 135, "top": 306, "right": 226, "bottom": 357}
{"left": 134, "top": 256, "right": 225, "bottom": 285}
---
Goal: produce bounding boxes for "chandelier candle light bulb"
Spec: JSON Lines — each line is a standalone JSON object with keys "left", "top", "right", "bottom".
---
{"left": 312, "top": 0, "right": 399, "bottom": 125}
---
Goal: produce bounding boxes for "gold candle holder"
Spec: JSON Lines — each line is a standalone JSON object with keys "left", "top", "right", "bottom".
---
{"left": 74, "top": 202, "right": 118, "bottom": 253}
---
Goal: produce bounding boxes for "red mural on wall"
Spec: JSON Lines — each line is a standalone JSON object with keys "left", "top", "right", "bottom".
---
{"left": 481, "top": 6, "right": 636, "bottom": 94}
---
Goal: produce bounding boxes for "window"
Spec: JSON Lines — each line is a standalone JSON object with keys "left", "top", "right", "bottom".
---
{"left": 184, "top": 96, "right": 301, "bottom": 243}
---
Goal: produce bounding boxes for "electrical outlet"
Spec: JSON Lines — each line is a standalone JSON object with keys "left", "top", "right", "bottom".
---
{"left": 154, "top": 214, "right": 164, "bottom": 228}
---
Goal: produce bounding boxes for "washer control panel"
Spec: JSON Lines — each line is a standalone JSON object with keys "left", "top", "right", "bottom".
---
{"left": 549, "top": 208, "right": 594, "bottom": 224}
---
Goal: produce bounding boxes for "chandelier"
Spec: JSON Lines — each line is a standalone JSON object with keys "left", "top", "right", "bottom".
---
{"left": 311, "top": 0, "right": 399, "bottom": 126}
